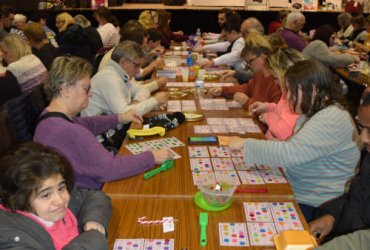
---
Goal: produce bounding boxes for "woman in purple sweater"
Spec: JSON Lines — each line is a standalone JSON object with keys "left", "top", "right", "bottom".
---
{"left": 34, "top": 56, "right": 173, "bottom": 190}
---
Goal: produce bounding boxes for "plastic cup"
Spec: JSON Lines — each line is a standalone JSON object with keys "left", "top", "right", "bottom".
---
{"left": 181, "top": 68, "right": 189, "bottom": 82}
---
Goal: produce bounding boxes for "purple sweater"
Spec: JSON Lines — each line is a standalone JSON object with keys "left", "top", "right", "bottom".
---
{"left": 280, "top": 28, "right": 307, "bottom": 52}
{"left": 33, "top": 112, "right": 155, "bottom": 189}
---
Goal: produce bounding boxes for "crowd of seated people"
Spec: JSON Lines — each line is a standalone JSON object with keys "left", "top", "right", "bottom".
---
{"left": 0, "top": 5, "right": 370, "bottom": 249}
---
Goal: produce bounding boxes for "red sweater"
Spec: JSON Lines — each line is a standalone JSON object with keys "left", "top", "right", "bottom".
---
{"left": 221, "top": 71, "right": 282, "bottom": 109}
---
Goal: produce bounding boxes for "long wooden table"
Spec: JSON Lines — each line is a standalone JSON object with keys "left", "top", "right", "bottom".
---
{"left": 103, "top": 85, "right": 307, "bottom": 249}
{"left": 103, "top": 96, "right": 294, "bottom": 199}
{"left": 108, "top": 197, "right": 310, "bottom": 250}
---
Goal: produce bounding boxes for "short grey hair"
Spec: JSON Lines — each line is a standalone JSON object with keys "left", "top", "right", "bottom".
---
{"left": 337, "top": 12, "right": 352, "bottom": 29}
{"left": 13, "top": 14, "right": 26, "bottom": 25}
{"left": 111, "top": 40, "right": 145, "bottom": 63}
{"left": 44, "top": 56, "right": 93, "bottom": 100}
{"left": 242, "top": 17, "right": 265, "bottom": 35}
{"left": 286, "top": 12, "right": 304, "bottom": 25}
{"left": 73, "top": 14, "right": 91, "bottom": 28}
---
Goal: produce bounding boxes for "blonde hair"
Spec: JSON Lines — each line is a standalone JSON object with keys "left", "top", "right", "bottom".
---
{"left": 56, "top": 12, "right": 74, "bottom": 32}
{"left": 267, "top": 48, "right": 305, "bottom": 93}
{"left": 44, "top": 56, "right": 93, "bottom": 100}
{"left": 138, "top": 10, "right": 157, "bottom": 30}
{"left": 242, "top": 31, "right": 272, "bottom": 58}
{"left": 0, "top": 33, "right": 31, "bottom": 62}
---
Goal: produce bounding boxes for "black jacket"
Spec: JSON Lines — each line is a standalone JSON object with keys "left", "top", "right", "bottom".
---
{"left": 315, "top": 150, "right": 370, "bottom": 240}
{"left": 56, "top": 24, "right": 95, "bottom": 64}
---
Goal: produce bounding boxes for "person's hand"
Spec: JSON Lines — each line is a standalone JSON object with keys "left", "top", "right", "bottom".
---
{"left": 229, "top": 137, "right": 247, "bottom": 151}
{"left": 210, "top": 87, "right": 222, "bottom": 96}
{"left": 220, "top": 69, "right": 236, "bottom": 78}
{"left": 152, "top": 148, "right": 174, "bottom": 164}
{"left": 309, "top": 214, "right": 335, "bottom": 244}
{"left": 249, "top": 101, "right": 268, "bottom": 114}
{"left": 156, "top": 76, "right": 168, "bottom": 88}
{"left": 84, "top": 221, "right": 106, "bottom": 235}
{"left": 151, "top": 46, "right": 165, "bottom": 55}
{"left": 154, "top": 57, "right": 165, "bottom": 68}
{"left": 118, "top": 109, "right": 143, "bottom": 124}
{"left": 173, "top": 30, "right": 184, "bottom": 35}
{"left": 233, "top": 92, "right": 249, "bottom": 105}
{"left": 200, "top": 59, "right": 215, "bottom": 69}
{"left": 258, "top": 113, "right": 266, "bottom": 124}
{"left": 154, "top": 91, "right": 169, "bottom": 105}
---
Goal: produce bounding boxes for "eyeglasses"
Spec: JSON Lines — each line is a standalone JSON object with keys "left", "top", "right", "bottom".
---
{"left": 124, "top": 56, "right": 141, "bottom": 69}
{"left": 76, "top": 84, "right": 91, "bottom": 94}
{"left": 356, "top": 120, "right": 370, "bottom": 134}
{"left": 245, "top": 55, "right": 260, "bottom": 65}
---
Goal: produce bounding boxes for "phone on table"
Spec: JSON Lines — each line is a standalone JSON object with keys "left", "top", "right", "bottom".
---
{"left": 188, "top": 136, "right": 218, "bottom": 144}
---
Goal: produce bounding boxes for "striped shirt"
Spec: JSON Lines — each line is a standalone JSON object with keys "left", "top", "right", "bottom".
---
{"left": 243, "top": 105, "right": 360, "bottom": 207}
{"left": 7, "top": 54, "right": 47, "bottom": 93}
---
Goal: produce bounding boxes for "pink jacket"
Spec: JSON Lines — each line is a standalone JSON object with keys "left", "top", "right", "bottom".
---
{"left": 264, "top": 96, "right": 299, "bottom": 140}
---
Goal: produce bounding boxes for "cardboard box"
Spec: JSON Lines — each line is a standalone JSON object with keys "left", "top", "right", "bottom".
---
{"left": 269, "top": 0, "right": 289, "bottom": 8}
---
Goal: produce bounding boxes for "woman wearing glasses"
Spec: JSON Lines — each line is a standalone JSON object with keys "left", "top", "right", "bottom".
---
{"left": 33, "top": 56, "right": 173, "bottom": 190}
{"left": 210, "top": 33, "right": 282, "bottom": 109}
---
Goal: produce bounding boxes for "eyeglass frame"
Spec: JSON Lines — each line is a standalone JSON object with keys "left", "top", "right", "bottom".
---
{"left": 124, "top": 56, "right": 142, "bottom": 69}
{"left": 245, "top": 54, "right": 261, "bottom": 66}
{"left": 75, "top": 84, "right": 91, "bottom": 94}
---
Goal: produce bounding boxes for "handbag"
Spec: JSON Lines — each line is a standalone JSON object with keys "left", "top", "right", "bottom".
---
{"left": 37, "top": 112, "right": 129, "bottom": 155}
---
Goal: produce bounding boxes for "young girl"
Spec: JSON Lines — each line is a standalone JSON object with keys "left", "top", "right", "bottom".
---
{"left": 210, "top": 33, "right": 282, "bottom": 109}
{"left": 249, "top": 47, "right": 304, "bottom": 140}
{"left": 230, "top": 59, "right": 360, "bottom": 221}
{"left": 0, "top": 142, "right": 111, "bottom": 249}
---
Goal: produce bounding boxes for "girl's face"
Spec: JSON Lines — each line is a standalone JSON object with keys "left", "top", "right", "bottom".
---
{"left": 94, "top": 14, "right": 103, "bottom": 25}
{"left": 286, "top": 80, "right": 303, "bottom": 114}
{"left": 29, "top": 174, "right": 70, "bottom": 222}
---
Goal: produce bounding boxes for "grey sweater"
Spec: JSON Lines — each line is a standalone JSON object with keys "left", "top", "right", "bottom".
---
{"left": 302, "top": 40, "right": 356, "bottom": 68}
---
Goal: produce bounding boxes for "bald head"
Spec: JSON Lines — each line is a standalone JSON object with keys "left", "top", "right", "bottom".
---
{"left": 241, "top": 17, "right": 264, "bottom": 37}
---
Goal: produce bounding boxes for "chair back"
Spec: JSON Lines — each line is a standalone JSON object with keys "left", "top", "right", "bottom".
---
{"left": 0, "top": 85, "right": 48, "bottom": 142}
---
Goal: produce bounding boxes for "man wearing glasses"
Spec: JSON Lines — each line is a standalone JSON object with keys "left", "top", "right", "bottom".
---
{"left": 82, "top": 40, "right": 168, "bottom": 117}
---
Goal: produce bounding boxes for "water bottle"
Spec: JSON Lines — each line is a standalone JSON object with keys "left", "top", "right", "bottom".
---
{"left": 196, "top": 28, "right": 201, "bottom": 37}
{"left": 195, "top": 78, "right": 204, "bottom": 99}
{"left": 186, "top": 51, "right": 193, "bottom": 66}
